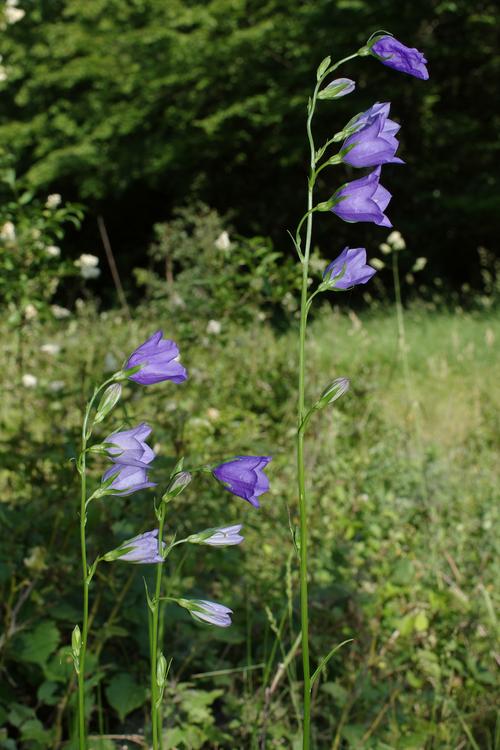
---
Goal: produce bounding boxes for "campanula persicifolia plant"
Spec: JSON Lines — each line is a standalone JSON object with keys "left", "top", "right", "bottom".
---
{"left": 290, "top": 32, "right": 429, "bottom": 748}
{"left": 73, "top": 330, "right": 271, "bottom": 749}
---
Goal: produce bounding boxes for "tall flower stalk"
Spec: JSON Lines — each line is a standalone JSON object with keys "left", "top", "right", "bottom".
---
{"left": 292, "top": 33, "right": 429, "bottom": 749}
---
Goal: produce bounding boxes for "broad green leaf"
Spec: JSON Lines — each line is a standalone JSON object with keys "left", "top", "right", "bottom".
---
{"left": 18, "top": 621, "right": 60, "bottom": 668}
{"left": 105, "top": 673, "right": 146, "bottom": 723}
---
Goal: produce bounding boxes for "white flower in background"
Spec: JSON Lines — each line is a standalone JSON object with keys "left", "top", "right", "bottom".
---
{"left": 387, "top": 230, "right": 406, "bottom": 251}
{"left": 45, "top": 193, "right": 62, "bottom": 209}
{"left": 45, "top": 245, "right": 61, "bottom": 258}
{"left": 4, "top": 0, "right": 25, "bottom": 24}
{"left": 24, "top": 303, "right": 38, "bottom": 320}
{"left": 75, "top": 253, "right": 100, "bottom": 279}
{"left": 214, "top": 231, "right": 231, "bottom": 251}
{"left": 370, "top": 258, "right": 385, "bottom": 270}
{"left": 0, "top": 66, "right": 7, "bottom": 83}
{"left": 206, "top": 319, "right": 222, "bottom": 335}
{"left": 51, "top": 304, "right": 71, "bottom": 319}
{"left": 207, "top": 407, "right": 220, "bottom": 422}
{"left": 0, "top": 221, "right": 16, "bottom": 241}
{"left": 22, "top": 373, "right": 37, "bottom": 388}
{"left": 49, "top": 380, "right": 65, "bottom": 392}
{"left": 412, "top": 257, "right": 427, "bottom": 272}
{"left": 379, "top": 242, "right": 391, "bottom": 255}
{"left": 40, "top": 343, "right": 61, "bottom": 355}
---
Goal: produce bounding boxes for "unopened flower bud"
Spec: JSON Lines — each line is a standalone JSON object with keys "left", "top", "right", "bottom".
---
{"left": 317, "top": 377, "right": 350, "bottom": 408}
{"left": 71, "top": 625, "right": 81, "bottom": 659}
{"left": 318, "top": 78, "right": 355, "bottom": 100}
{"left": 93, "top": 383, "right": 122, "bottom": 425}
{"left": 156, "top": 652, "right": 167, "bottom": 688}
{"left": 162, "top": 471, "right": 192, "bottom": 501}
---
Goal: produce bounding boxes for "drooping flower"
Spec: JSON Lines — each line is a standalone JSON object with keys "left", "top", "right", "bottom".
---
{"left": 124, "top": 331, "right": 187, "bottom": 385}
{"left": 323, "top": 247, "right": 376, "bottom": 290}
{"left": 101, "top": 463, "right": 156, "bottom": 496}
{"left": 187, "top": 524, "right": 244, "bottom": 547}
{"left": 341, "top": 102, "right": 403, "bottom": 168}
{"left": 105, "top": 422, "right": 155, "bottom": 467}
{"left": 178, "top": 598, "right": 233, "bottom": 628}
{"left": 370, "top": 35, "right": 429, "bottom": 80}
{"left": 213, "top": 456, "right": 271, "bottom": 508}
{"left": 103, "top": 529, "right": 165, "bottom": 564}
{"left": 331, "top": 167, "right": 392, "bottom": 227}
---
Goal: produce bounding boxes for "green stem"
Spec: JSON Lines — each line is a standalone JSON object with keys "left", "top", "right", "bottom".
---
{"left": 297, "top": 77, "right": 322, "bottom": 750}
{"left": 296, "top": 50, "right": 359, "bottom": 750}
{"left": 78, "top": 446, "right": 88, "bottom": 750}
{"left": 151, "top": 505, "right": 167, "bottom": 750}
{"left": 77, "top": 376, "right": 115, "bottom": 750}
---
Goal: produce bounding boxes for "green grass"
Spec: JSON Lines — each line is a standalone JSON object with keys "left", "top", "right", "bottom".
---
{"left": 0, "top": 302, "right": 498, "bottom": 749}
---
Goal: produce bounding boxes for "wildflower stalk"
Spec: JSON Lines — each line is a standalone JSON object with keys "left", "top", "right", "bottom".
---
{"left": 295, "top": 52, "right": 358, "bottom": 750}
{"left": 76, "top": 376, "right": 115, "bottom": 750}
{"left": 150, "top": 502, "right": 167, "bottom": 750}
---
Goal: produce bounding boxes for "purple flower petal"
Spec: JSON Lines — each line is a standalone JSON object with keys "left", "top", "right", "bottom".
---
{"left": 371, "top": 35, "right": 429, "bottom": 80}
{"left": 125, "top": 330, "right": 187, "bottom": 386}
{"left": 213, "top": 456, "right": 271, "bottom": 508}
{"left": 324, "top": 247, "right": 376, "bottom": 290}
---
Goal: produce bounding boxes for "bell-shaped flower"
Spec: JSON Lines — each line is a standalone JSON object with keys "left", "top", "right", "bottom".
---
{"left": 177, "top": 598, "right": 233, "bottom": 628}
{"left": 341, "top": 102, "right": 403, "bottom": 168}
{"left": 187, "top": 524, "right": 244, "bottom": 547}
{"left": 105, "top": 422, "right": 155, "bottom": 467}
{"left": 124, "top": 330, "right": 187, "bottom": 385}
{"left": 213, "top": 456, "right": 271, "bottom": 508}
{"left": 103, "top": 529, "right": 165, "bottom": 564}
{"left": 370, "top": 35, "right": 429, "bottom": 80}
{"left": 331, "top": 167, "right": 392, "bottom": 227}
{"left": 323, "top": 247, "right": 376, "bottom": 290}
{"left": 101, "top": 463, "right": 156, "bottom": 496}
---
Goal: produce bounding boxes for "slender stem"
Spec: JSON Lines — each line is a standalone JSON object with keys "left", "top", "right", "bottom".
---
{"left": 151, "top": 505, "right": 167, "bottom": 750}
{"left": 297, "top": 77, "right": 322, "bottom": 750}
{"left": 77, "top": 376, "right": 116, "bottom": 750}
{"left": 296, "top": 51, "right": 360, "bottom": 750}
{"left": 78, "top": 444, "right": 88, "bottom": 750}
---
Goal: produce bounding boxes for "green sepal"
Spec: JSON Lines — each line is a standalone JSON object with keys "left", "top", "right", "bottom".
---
{"left": 93, "top": 383, "right": 122, "bottom": 425}
{"left": 316, "top": 55, "right": 331, "bottom": 81}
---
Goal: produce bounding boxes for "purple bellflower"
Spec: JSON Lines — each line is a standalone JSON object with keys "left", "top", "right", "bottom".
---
{"left": 331, "top": 167, "right": 392, "bottom": 227}
{"left": 342, "top": 102, "right": 403, "bottom": 168}
{"left": 371, "top": 35, "right": 429, "bottom": 80}
{"left": 213, "top": 456, "right": 271, "bottom": 508}
{"left": 102, "top": 463, "right": 156, "bottom": 496}
{"left": 187, "top": 524, "right": 244, "bottom": 546}
{"left": 105, "top": 422, "right": 155, "bottom": 467}
{"left": 323, "top": 247, "right": 376, "bottom": 290}
{"left": 125, "top": 331, "right": 187, "bottom": 385}
{"left": 104, "top": 529, "right": 165, "bottom": 564}
{"left": 179, "top": 599, "right": 233, "bottom": 628}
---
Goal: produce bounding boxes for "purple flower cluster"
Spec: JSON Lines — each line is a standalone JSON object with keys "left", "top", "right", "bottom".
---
{"left": 102, "top": 423, "right": 157, "bottom": 496}
{"left": 322, "top": 35, "right": 429, "bottom": 290}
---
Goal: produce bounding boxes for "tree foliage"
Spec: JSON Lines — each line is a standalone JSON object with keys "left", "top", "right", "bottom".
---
{"left": 1, "top": 0, "right": 498, "bottom": 285}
